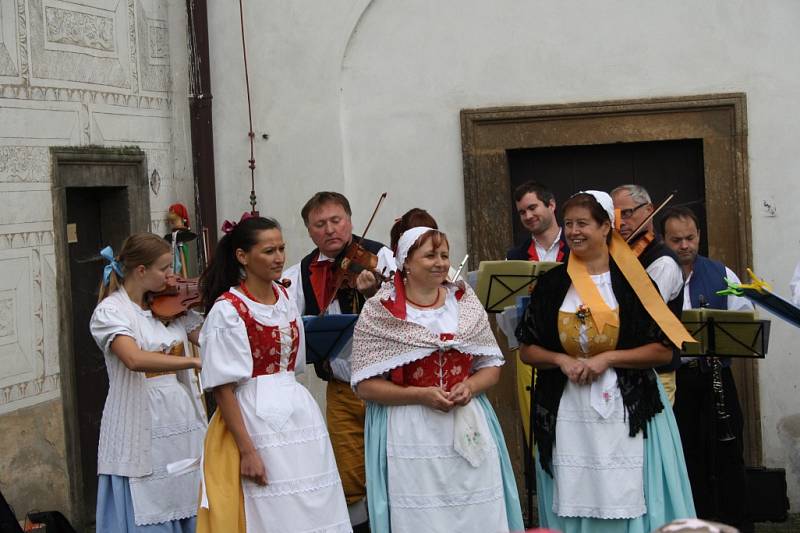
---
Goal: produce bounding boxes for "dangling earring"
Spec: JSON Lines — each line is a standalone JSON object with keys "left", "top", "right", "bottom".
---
{"left": 239, "top": 266, "right": 247, "bottom": 280}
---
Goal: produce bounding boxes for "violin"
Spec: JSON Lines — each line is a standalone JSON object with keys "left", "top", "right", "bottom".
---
{"left": 149, "top": 275, "right": 203, "bottom": 321}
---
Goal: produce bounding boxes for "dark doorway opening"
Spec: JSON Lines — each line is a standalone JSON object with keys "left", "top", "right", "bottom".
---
{"left": 65, "top": 186, "right": 130, "bottom": 519}
{"left": 507, "top": 139, "right": 707, "bottom": 254}
{"left": 52, "top": 148, "right": 150, "bottom": 528}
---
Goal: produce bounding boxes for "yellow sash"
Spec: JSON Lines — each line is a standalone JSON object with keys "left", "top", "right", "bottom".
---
{"left": 566, "top": 232, "right": 696, "bottom": 349}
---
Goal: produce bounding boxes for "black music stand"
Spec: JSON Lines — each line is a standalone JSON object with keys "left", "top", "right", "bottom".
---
{"left": 476, "top": 261, "right": 559, "bottom": 313}
{"left": 302, "top": 314, "right": 358, "bottom": 364}
{"left": 681, "top": 309, "right": 770, "bottom": 359}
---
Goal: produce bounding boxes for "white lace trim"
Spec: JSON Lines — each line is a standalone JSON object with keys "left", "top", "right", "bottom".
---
{"left": 151, "top": 420, "right": 206, "bottom": 439}
{"left": 388, "top": 442, "right": 496, "bottom": 460}
{"left": 390, "top": 483, "right": 504, "bottom": 509}
{"left": 244, "top": 469, "right": 343, "bottom": 498}
{"left": 553, "top": 453, "right": 643, "bottom": 469}
{"left": 134, "top": 504, "right": 197, "bottom": 526}
{"left": 250, "top": 424, "right": 329, "bottom": 449}
{"left": 554, "top": 502, "right": 646, "bottom": 520}
{"left": 297, "top": 520, "right": 353, "bottom": 533}
{"left": 350, "top": 345, "right": 503, "bottom": 388}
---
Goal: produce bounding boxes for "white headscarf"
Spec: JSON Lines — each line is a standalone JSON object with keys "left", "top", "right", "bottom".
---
{"left": 395, "top": 226, "right": 437, "bottom": 271}
{"left": 579, "top": 190, "right": 615, "bottom": 227}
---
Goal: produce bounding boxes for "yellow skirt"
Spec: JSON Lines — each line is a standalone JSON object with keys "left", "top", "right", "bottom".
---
{"left": 196, "top": 411, "right": 246, "bottom": 533}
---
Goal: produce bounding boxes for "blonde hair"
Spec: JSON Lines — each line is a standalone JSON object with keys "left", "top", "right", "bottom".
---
{"left": 97, "top": 233, "right": 171, "bottom": 303}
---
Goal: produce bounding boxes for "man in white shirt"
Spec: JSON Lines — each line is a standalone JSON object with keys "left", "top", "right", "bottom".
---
{"left": 662, "top": 205, "right": 754, "bottom": 533}
{"left": 282, "top": 191, "right": 394, "bottom": 533}
{"left": 506, "top": 181, "right": 567, "bottom": 262}
{"left": 612, "top": 184, "right": 684, "bottom": 402}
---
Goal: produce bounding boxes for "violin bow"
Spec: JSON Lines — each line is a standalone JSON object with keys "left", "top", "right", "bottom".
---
{"left": 625, "top": 190, "right": 676, "bottom": 244}
{"left": 356, "top": 192, "right": 388, "bottom": 244}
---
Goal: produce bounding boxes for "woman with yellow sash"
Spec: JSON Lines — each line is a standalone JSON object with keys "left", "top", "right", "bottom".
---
{"left": 517, "top": 191, "right": 696, "bottom": 532}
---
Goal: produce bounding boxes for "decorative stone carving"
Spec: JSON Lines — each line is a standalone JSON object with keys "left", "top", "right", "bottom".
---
{"left": 0, "top": 249, "right": 34, "bottom": 388}
{"left": 0, "top": 147, "right": 50, "bottom": 182}
{"left": 30, "top": 0, "right": 130, "bottom": 89}
{"left": 136, "top": 1, "right": 170, "bottom": 93}
{"left": 45, "top": 6, "right": 115, "bottom": 53}
{"left": 148, "top": 22, "right": 167, "bottom": 61}
{"left": 0, "top": 0, "right": 20, "bottom": 78}
{"left": 150, "top": 168, "right": 160, "bottom": 195}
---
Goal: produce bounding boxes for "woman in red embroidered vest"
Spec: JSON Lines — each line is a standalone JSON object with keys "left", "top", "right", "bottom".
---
{"left": 197, "top": 215, "right": 351, "bottom": 533}
{"left": 351, "top": 216, "right": 524, "bottom": 533}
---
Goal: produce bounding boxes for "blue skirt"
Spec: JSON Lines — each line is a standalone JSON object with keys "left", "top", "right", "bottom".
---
{"left": 96, "top": 475, "right": 197, "bottom": 533}
{"left": 536, "top": 380, "right": 696, "bottom": 533}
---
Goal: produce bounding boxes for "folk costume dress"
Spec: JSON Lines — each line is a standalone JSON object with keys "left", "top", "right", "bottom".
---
{"left": 90, "top": 288, "right": 207, "bottom": 533}
{"left": 516, "top": 261, "right": 696, "bottom": 533}
{"left": 197, "top": 283, "right": 351, "bottom": 533}
{"left": 351, "top": 281, "right": 524, "bottom": 533}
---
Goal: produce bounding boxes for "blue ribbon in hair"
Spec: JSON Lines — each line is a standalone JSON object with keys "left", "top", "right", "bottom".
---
{"left": 100, "top": 246, "right": 124, "bottom": 286}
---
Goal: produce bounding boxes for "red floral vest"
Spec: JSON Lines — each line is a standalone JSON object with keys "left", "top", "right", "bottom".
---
{"left": 221, "top": 288, "right": 300, "bottom": 377}
{"left": 386, "top": 288, "right": 473, "bottom": 392}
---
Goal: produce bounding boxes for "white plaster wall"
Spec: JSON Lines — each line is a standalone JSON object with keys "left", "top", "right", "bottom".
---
{"left": 209, "top": 0, "right": 800, "bottom": 507}
{"left": 0, "top": 0, "right": 194, "bottom": 415}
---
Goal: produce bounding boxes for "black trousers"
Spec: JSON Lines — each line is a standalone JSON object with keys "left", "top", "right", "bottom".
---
{"left": 673, "top": 363, "right": 753, "bottom": 532}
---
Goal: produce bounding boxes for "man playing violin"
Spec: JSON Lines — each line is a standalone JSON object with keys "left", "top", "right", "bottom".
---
{"left": 283, "top": 191, "right": 394, "bottom": 533}
{"left": 611, "top": 184, "right": 685, "bottom": 403}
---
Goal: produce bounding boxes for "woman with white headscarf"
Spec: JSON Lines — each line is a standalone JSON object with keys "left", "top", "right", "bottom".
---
{"left": 517, "top": 191, "right": 696, "bottom": 532}
{"left": 350, "top": 211, "right": 524, "bottom": 533}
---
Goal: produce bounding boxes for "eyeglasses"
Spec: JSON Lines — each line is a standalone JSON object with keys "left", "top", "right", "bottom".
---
{"left": 619, "top": 202, "right": 649, "bottom": 220}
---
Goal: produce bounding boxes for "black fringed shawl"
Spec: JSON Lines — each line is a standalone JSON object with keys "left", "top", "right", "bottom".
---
{"left": 515, "top": 260, "right": 671, "bottom": 476}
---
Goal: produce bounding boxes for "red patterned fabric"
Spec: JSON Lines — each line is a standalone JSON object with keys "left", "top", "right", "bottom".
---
{"left": 389, "top": 333, "right": 473, "bottom": 391}
{"left": 220, "top": 290, "right": 300, "bottom": 377}
{"left": 309, "top": 257, "right": 336, "bottom": 311}
{"left": 527, "top": 237, "right": 566, "bottom": 262}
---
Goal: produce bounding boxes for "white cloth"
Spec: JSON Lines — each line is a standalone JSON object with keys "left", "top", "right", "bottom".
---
{"left": 199, "top": 287, "right": 351, "bottom": 533}
{"left": 384, "top": 290, "right": 508, "bottom": 533}
{"left": 554, "top": 271, "right": 646, "bottom": 519}
{"left": 395, "top": 226, "right": 436, "bottom": 271}
{"left": 199, "top": 285, "right": 306, "bottom": 389}
{"left": 681, "top": 268, "right": 754, "bottom": 312}
{"left": 130, "top": 375, "right": 206, "bottom": 525}
{"left": 283, "top": 246, "right": 395, "bottom": 382}
{"left": 792, "top": 260, "right": 800, "bottom": 306}
{"left": 529, "top": 228, "right": 563, "bottom": 262}
{"left": 89, "top": 289, "right": 206, "bottom": 524}
{"left": 646, "top": 255, "right": 685, "bottom": 302}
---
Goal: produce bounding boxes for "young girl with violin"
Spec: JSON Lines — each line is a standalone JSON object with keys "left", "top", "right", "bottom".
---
{"left": 196, "top": 215, "right": 350, "bottom": 533}
{"left": 90, "top": 233, "right": 207, "bottom": 533}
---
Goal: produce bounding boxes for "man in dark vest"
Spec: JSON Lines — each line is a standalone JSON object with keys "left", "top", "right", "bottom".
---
{"left": 283, "top": 192, "right": 394, "bottom": 533}
{"left": 506, "top": 181, "right": 568, "bottom": 262}
{"left": 611, "top": 184, "right": 685, "bottom": 403}
{"left": 662, "top": 206, "right": 754, "bottom": 532}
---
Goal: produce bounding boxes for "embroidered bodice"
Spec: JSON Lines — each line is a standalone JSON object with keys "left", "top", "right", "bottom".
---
{"left": 221, "top": 291, "right": 300, "bottom": 377}
{"left": 558, "top": 310, "right": 620, "bottom": 358}
{"left": 390, "top": 333, "right": 473, "bottom": 392}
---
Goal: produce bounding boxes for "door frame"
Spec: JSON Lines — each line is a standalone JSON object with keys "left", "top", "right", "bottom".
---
{"left": 459, "top": 93, "right": 761, "bottom": 465}
{"left": 51, "top": 147, "right": 150, "bottom": 527}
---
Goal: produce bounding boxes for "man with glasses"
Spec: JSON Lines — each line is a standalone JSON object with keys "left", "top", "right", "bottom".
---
{"left": 611, "top": 184, "right": 684, "bottom": 403}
